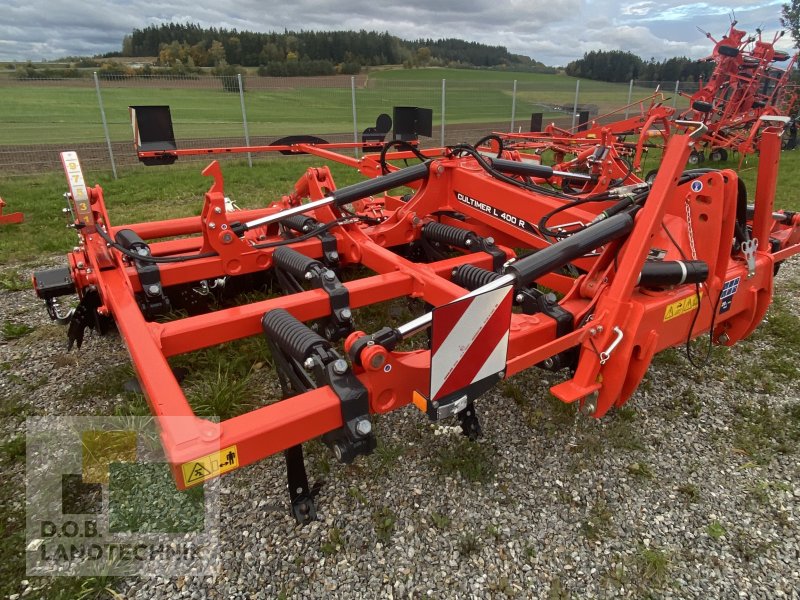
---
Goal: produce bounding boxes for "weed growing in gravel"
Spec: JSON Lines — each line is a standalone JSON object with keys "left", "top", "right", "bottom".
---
{"left": 627, "top": 461, "right": 654, "bottom": 479}
{"left": 370, "top": 439, "right": 404, "bottom": 473}
{"left": 581, "top": 496, "right": 614, "bottom": 541}
{"left": 1, "top": 321, "right": 34, "bottom": 340}
{"left": 430, "top": 511, "right": 451, "bottom": 530}
{"left": 372, "top": 506, "right": 396, "bottom": 544}
{"left": 458, "top": 532, "right": 479, "bottom": 556}
{"left": 0, "top": 435, "right": 25, "bottom": 462}
{"left": 634, "top": 546, "right": 671, "bottom": 589}
{"left": 434, "top": 437, "right": 495, "bottom": 483}
{"left": 0, "top": 269, "right": 29, "bottom": 291}
{"left": 320, "top": 527, "right": 344, "bottom": 556}
{"left": 677, "top": 483, "right": 700, "bottom": 502}
{"left": 707, "top": 520, "right": 726, "bottom": 540}
{"left": 731, "top": 530, "right": 776, "bottom": 562}
{"left": 732, "top": 398, "right": 800, "bottom": 463}
{"left": 348, "top": 486, "right": 367, "bottom": 505}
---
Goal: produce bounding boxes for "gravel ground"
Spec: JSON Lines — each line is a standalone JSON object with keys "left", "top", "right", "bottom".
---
{"left": 2, "top": 257, "right": 799, "bottom": 599}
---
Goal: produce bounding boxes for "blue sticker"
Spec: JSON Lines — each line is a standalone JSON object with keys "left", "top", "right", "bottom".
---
{"left": 719, "top": 276, "right": 740, "bottom": 314}
{"left": 691, "top": 180, "right": 703, "bottom": 193}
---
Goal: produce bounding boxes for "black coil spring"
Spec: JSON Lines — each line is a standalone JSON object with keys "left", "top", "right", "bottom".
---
{"left": 262, "top": 308, "right": 329, "bottom": 362}
{"left": 280, "top": 214, "right": 317, "bottom": 233}
{"left": 272, "top": 246, "right": 323, "bottom": 277}
{"left": 451, "top": 264, "right": 501, "bottom": 290}
{"left": 422, "top": 222, "right": 475, "bottom": 248}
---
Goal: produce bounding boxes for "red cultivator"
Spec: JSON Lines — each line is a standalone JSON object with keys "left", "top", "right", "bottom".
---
{"left": 34, "top": 116, "right": 799, "bottom": 522}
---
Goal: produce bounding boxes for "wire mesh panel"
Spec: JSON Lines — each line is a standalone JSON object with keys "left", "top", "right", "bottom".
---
{"left": 0, "top": 74, "right": 715, "bottom": 176}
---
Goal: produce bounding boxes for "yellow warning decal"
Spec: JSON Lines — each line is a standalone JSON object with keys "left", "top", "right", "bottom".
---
{"left": 181, "top": 444, "right": 239, "bottom": 487}
{"left": 663, "top": 292, "right": 702, "bottom": 322}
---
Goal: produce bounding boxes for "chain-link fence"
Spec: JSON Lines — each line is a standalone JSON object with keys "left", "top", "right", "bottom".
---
{"left": 0, "top": 74, "right": 698, "bottom": 177}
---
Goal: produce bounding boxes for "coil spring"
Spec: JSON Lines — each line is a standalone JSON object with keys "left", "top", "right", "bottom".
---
{"left": 262, "top": 308, "right": 329, "bottom": 362}
{"left": 280, "top": 214, "right": 317, "bottom": 233}
{"left": 422, "top": 222, "right": 476, "bottom": 248}
{"left": 272, "top": 246, "right": 323, "bottom": 277}
{"left": 451, "top": 264, "right": 502, "bottom": 290}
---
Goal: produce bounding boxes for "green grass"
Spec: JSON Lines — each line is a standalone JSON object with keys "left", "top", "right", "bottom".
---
{"left": 0, "top": 69, "right": 668, "bottom": 146}
{"left": 0, "top": 156, "right": 364, "bottom": 263}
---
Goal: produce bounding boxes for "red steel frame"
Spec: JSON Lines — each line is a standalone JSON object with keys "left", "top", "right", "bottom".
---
{"left": 0, "top": 197, "right": 24, "bottom": 224}
{"left": 44, "top": 128, "right": 799, "bottom": 490}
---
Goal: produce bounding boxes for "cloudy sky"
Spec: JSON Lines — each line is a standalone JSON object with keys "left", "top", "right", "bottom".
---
{"left": 0, "top": 0, "right": 794, "bottom": 66}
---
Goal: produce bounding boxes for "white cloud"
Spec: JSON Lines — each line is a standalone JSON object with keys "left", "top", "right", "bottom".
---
{"left": 0, "top": 0, "right": 792, "bottom": 66}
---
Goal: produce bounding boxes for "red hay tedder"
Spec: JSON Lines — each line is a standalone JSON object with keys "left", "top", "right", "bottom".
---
{"left": 32, "top": 104, "right": 800, "bottom": 523}
{"left": 499, "top": 22, "right": 798, "bottom": 177}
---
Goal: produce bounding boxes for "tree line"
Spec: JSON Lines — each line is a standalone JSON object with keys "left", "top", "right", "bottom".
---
{"left": 565, "top": 50, "right": 715, "bottom": 83}
{"left": 120, "top": 22, "right": 553, "bottom": 73}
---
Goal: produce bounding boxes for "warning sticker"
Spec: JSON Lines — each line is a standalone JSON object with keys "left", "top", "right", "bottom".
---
{"left": 181, "top": 445, "right": 239, "bottom": 487}
{"left": 663, "top": 292, "right": 703, "bottom": 321}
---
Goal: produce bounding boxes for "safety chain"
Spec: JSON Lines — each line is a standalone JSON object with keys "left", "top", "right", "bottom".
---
{"left": 685, "top": 196, "right": 698, "bottom": 261}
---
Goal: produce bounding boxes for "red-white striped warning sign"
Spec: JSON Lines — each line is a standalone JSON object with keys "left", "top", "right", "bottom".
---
{"left": 429, "top": 285, "right": 513, "bottom": 401}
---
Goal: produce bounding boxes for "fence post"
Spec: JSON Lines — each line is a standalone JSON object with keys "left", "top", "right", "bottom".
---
{"left": 625, "top": 79, "right": 634, "bottom": 119}
{"left": 441, "top": 79, "right": 446, "bottom": 146}
{"left": 672, "top": 80, "right": 680, "bottom": 108}
{"left": 238, "top": 74, "right": 253, "bottom": 168}
{"left": 351, "top": 76, "right": 359, "bottom": 158}
{"left": 510, "top": 80, "right": 517, "bottom": 132}
{"left": 93, "top": 72, "right": 117, "bottom": 179}
{"left": 571, "top": 79, "right": 580, "bottom": 130}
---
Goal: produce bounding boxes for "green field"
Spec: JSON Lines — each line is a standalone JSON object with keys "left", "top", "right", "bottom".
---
{"left": 0, "top": 68, "right": 687, "bottom": 147}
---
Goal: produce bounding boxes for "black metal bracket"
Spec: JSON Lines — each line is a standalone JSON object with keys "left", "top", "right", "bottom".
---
{"left": 285, "top": 445, "right": 318, "bottom": 525}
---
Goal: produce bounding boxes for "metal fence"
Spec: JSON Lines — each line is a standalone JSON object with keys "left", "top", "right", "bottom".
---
{"left": 0, "top": 74, "right": 699, "bottom": 177}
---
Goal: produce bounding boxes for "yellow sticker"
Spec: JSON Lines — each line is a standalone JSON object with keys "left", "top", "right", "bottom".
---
{"left": 663, "top": 292, "right": 702, "bottom": 321}
{"left": 181, "top": 445, "right": 239, "bottom": 487}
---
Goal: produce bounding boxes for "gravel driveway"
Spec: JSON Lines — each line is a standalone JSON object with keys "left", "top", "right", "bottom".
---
{"left": 2, "top": 258, "right": 798, "bottom": 599}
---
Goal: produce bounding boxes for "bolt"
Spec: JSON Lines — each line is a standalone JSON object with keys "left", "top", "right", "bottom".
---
{"left": 303, "top": 357, "right": 315, "bottom": 370}
{"left": 324, "top": 270, "right": 336, "bottom": 281}
{"left": 718, "top": 332, "right": 730, "bottom": 345}
{"left": 542, "top": 357, "right": 555, "bottom": 369}
{"left": 340, "top": 308, "right": 352, "bottom": 320}
{"left": 329, "top": 250, "right": 339, "bottom": 261}
{"left": 596, "top": 326, "right": 604, "bottom": 333}
{"left": 304, "top": 272, "right": 314, "bottom": 280}
{"left": 498, "top": 370, "right": 505, "bottom": 379}
{"left": 486, "top": 237, "right": 495, "bottom": 245}
{"left": 355, "top": 419, "right": 372, "bottom": 436}
{"left": 369, "top": 353, "right": 385, "bottom": 369}
{"left": 76, "top": 261, "right": 85, "bottom": 269}
{"left": 221, "top": 223, "right": 228, "bottom": 230}
{"left": 589, "top": 327, "right": 597, "bottom": 336}
{"left": 515, "top": 293, "right": 524, "bottom": 303}
{"left": 465, "top": 239, "right": 472, "bottom": 247}
{"left": 222, "top": 233, "right": 233, "bottom": 244}
{"left": 148, "top": 284, "right": 160, "bottom": 295}
{"left": 333, "top": 443, "right": 344, "bottom": 462}
{"left": 580, "top": 391, "right": 599, "bottom": 415}
{"left": 137, "top": 248, "right": 149, "bottom": 256}
{"left": 85, "top": 268, "right": 92, "bottom": 274}
{"left": 214, "top": 207, "right": 222, "bottom": 214}
{"left": 209, "top": 222, "right": 216, "bottom": 229}
{"left": 73, "top": 247, "right": 81, "bottom": 253}
{"left": 332, "top": 359, "right": 348, "bottom": 375}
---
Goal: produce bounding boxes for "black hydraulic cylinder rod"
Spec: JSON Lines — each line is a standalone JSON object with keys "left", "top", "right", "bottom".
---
{"left": 330, "top": 161, "right": 431, "bottom": 206}
{"left": 242, "top": 161, "right": 431, "bottom": 232}
{"left": 638, "top": 260, "right": 708, "bottom": 287}
{"left": 490, "top": 157, "right": 593, "bottom": 182}
{"left": 505, "top": 213, "right": 634, "bottom": 287}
